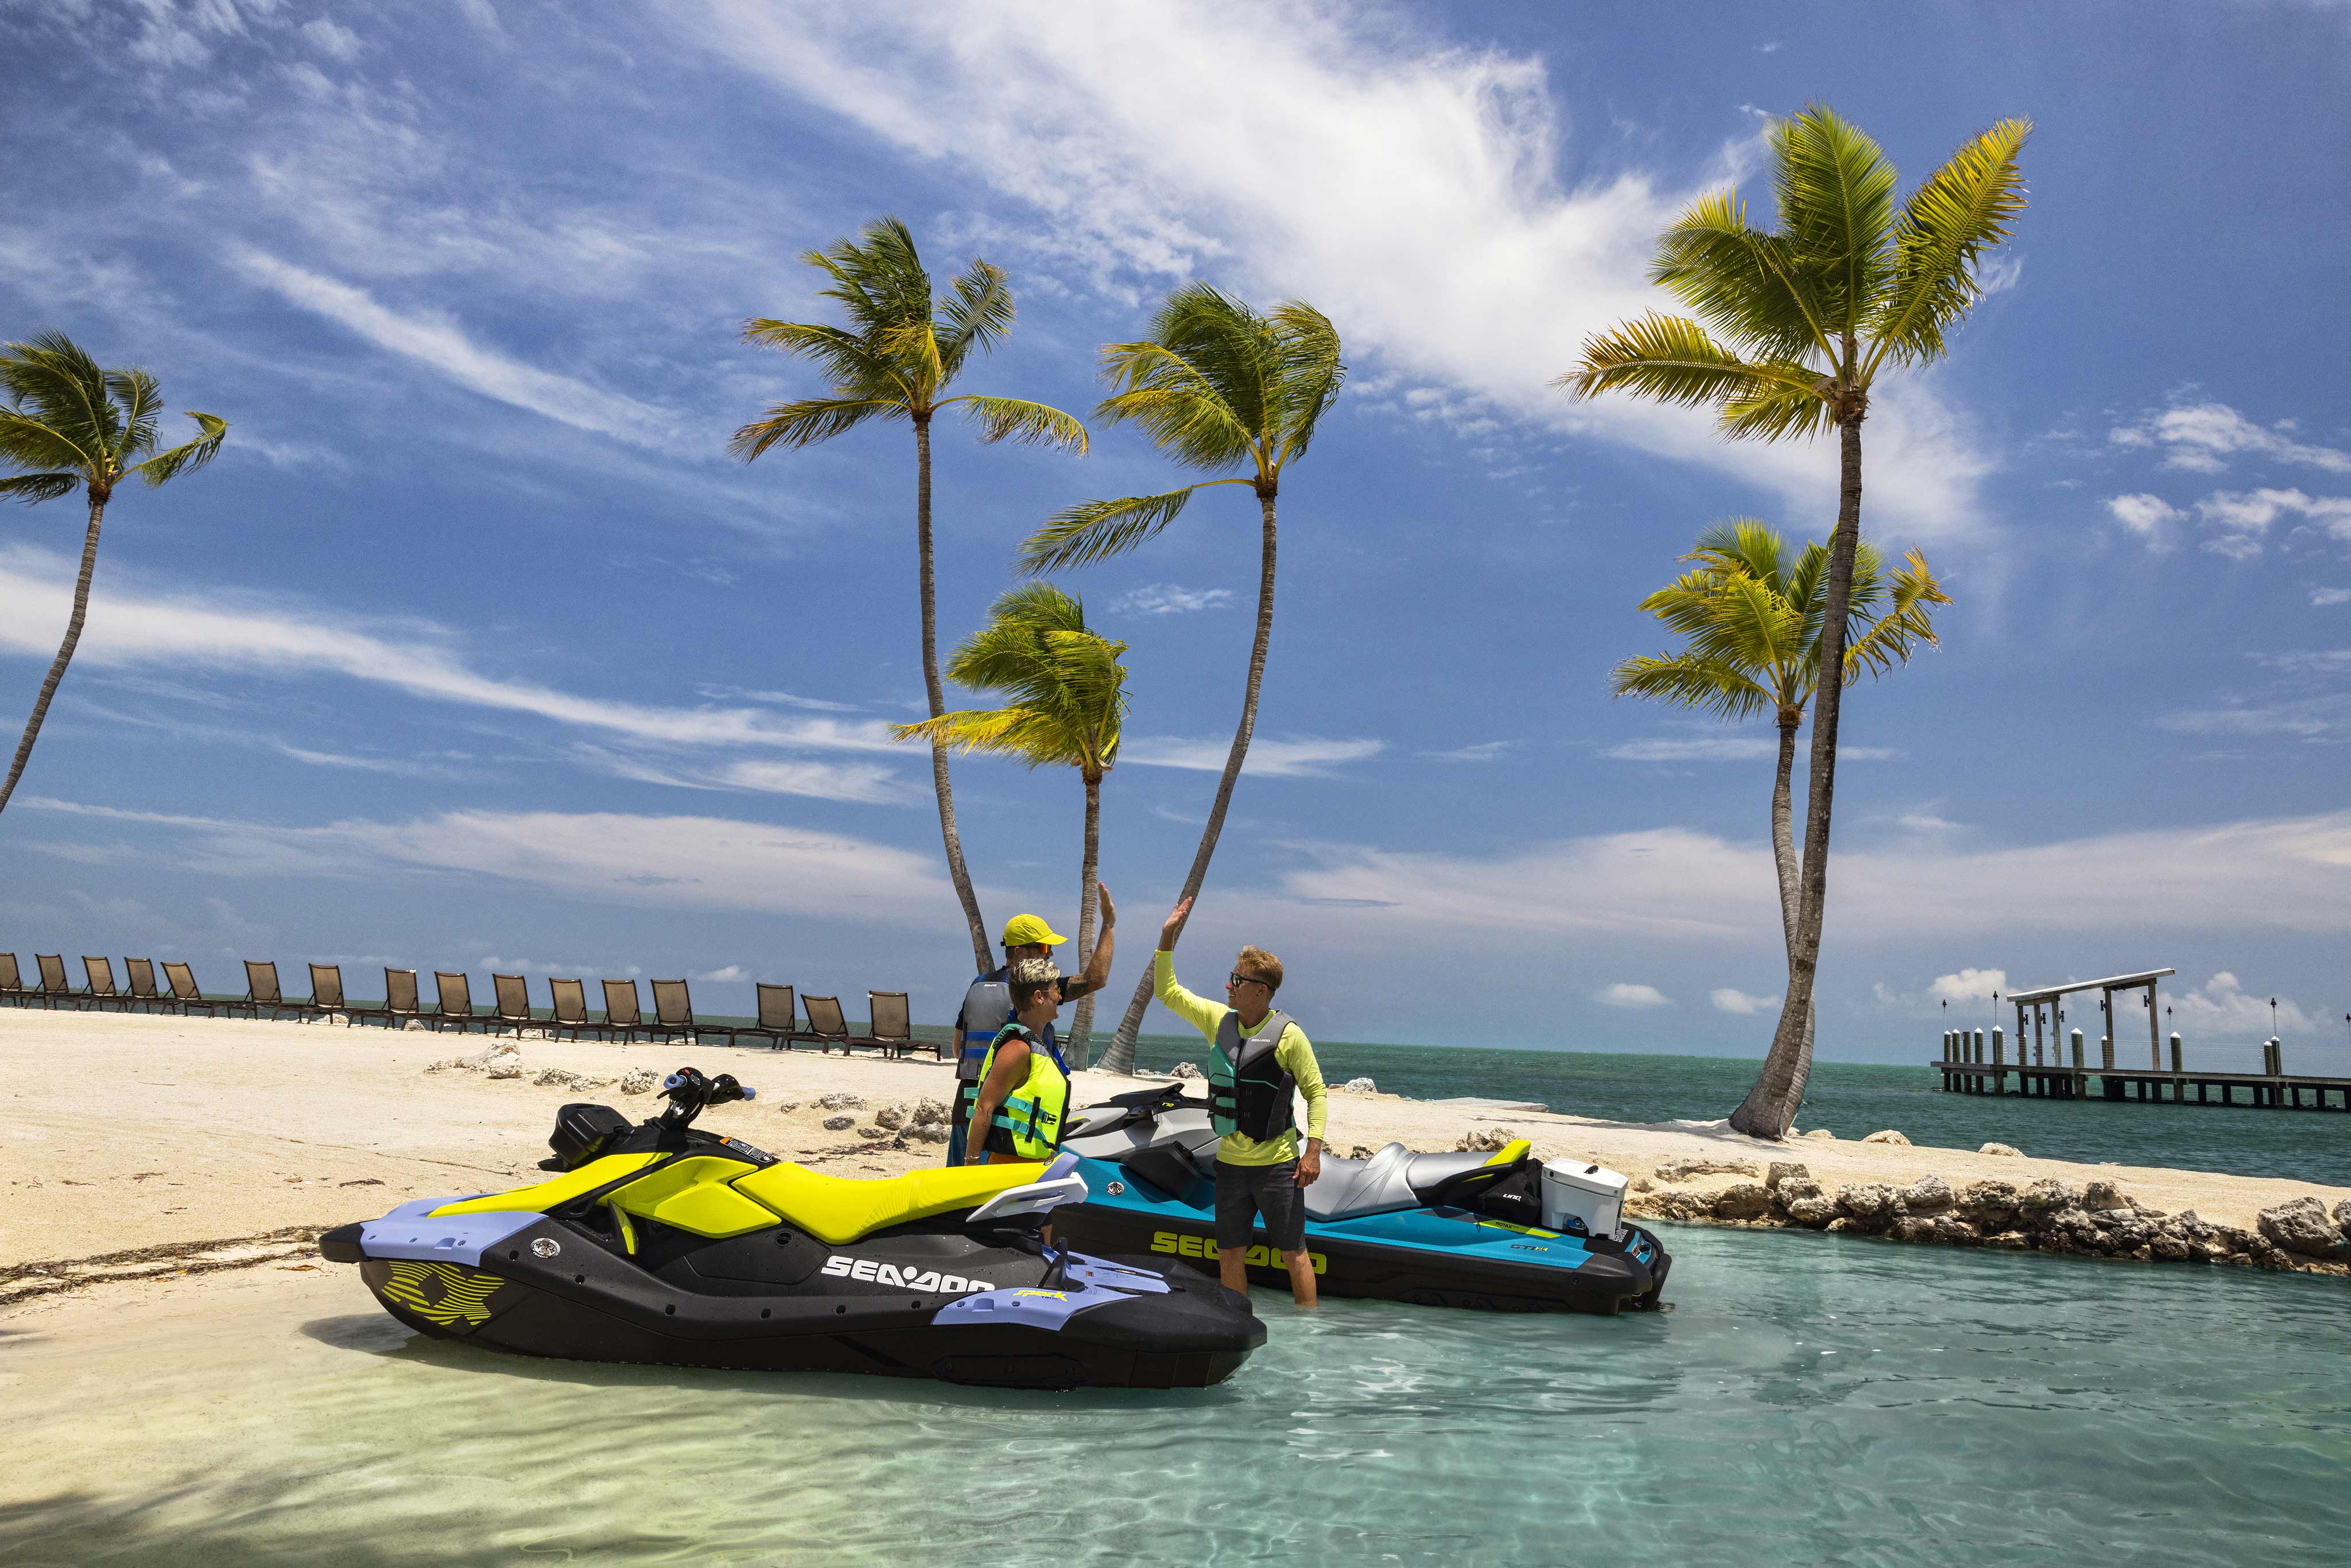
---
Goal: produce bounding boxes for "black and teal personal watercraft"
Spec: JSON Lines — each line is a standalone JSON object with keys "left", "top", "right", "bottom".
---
{"left": 1053, "top": 1085, "right": 1672, "bottom": 1314}
{"left": 320, "top": 1068, "right": 1264, "bottom": 1388}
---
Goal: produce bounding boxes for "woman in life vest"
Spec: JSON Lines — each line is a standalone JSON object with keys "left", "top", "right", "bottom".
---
{"left": 963, "top": 956, "right": 1078, "bottom": 1166}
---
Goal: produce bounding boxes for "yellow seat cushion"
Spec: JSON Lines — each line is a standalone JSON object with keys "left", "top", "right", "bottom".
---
{"left": 1485, "top": 1140, "right": 1532, "bottom": 1167}
{"left": 732, "top": 1161, "right": 1048, "bottom": 1246}
{"left": 430, "top": 1152, "right": 664, "bottom": 1217}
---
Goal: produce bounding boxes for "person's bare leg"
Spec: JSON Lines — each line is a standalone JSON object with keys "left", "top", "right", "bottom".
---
{"left": 1217, "top": 1245, "right": 1249, "bottom": 1298}
{"left": 1281, "top": 1248, "right": 1318, "bottom": 1309}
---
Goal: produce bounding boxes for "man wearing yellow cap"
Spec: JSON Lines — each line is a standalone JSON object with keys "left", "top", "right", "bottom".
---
{"left": 947, "top": 887, "right": 1116, "bottom": 1165}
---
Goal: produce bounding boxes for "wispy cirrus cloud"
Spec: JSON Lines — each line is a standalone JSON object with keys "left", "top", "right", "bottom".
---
{"left": 2110, "top": 398, "right": 2351, "bottom": 476}
{"left": 1604, "top": 736, "right": 1900, "bottom": 763}
{"left": 1596, "top": 982, "right": 1671, "bottom": 1009}
{"left": 1109, "top": 584, "right": 1237, "bottom": 616}
{"left": 1122, "top": 734, "right": 1384, "bottom": 777}
{"left": 680, "top": 0, "right": 1999, "bottom": 541}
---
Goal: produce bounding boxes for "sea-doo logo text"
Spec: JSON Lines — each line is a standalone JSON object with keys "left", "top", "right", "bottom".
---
{"left": 1150, "top": 1231, "right": 1326, "bottom": 1274}
{"left": 820, "top": 1256, "right": 987, "bottom": 1294}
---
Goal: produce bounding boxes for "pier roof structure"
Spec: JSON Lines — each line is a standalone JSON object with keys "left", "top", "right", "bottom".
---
{"left": 2007, "top": 969, "right": 2175, "bottom": 1005}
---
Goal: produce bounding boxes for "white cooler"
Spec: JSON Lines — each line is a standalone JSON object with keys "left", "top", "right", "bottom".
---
{"left": 1540, "top": 1159, "right": 1628, "bottom": 1240}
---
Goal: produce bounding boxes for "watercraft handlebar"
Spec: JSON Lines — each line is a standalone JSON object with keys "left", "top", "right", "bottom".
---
{"left": 657, "top": 1066, "right": 755, "bottom": 1128}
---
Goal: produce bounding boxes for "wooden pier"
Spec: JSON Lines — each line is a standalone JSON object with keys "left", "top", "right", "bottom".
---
{"left": 1931, "top": 1053, "right": 2351, "bottom": 1110}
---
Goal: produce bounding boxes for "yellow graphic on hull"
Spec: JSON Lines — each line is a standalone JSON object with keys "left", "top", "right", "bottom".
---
{"left": 381, "top": 1260, "right": 505, "bottom": 1327}
{"left": 1150, "top": 1231, "right": 1326, "bottom": 1275}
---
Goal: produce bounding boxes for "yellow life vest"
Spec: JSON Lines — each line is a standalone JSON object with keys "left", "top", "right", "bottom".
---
{"left": 976, "top": 1022, "right": 1069, "bottom": 1161}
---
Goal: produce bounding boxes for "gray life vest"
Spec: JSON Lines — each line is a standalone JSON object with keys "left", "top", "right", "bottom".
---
{"left": 1207, "top": 1009, "right": 1296, "bottom": 1140}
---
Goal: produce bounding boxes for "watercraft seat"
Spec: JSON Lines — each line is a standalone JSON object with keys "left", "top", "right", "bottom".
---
{"left": 1303, "top": 1140, "right": 1534, "bottom": 1221}
{"left": 732, "top": 1161, "right": 1048, "bottom": 1245}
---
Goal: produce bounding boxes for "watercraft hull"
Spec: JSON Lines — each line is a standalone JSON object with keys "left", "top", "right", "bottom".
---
{"left": 1060, "top": 1158, "right": 1671, "bottom": 1315}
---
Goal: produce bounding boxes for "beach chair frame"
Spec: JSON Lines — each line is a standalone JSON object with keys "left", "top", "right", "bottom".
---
{"left": 490, "top": 973, "right": 541, "bottom": 1038}
{"left": 547, "top": 978, "right": 602, "bottom": 1042}
{"left": 162, "top": 961, "right": 218, "bottom": 1016}
{"left": 802, "top": 993, "right": 852, "bottom": 1055}
{"left": 0, "top": 953, "right": 30, "bottom": 1008}
{"left": 123, "top": 957, "right": 163, "bottom": 1014}
{"left": 868, "top": 991, "right": 917, "bottom": 1059}
{"left": 82, "top": 956, "right": 128, "bottom": 1011}
{"left": 382, "top": 968, "right": 423, "bottom": 1030}
{"left": 649, "top": 979, "right": 711, "bottom": 1046}
{"left": 732, "top": 983, "right": 800, "bottom": 1050}
{"left": 305, "top": 963, "right": 351, "bottom": 1025}
{"left": 601, "top": 979, "right": 646, "bottom": 1044}
{"left": 37, "top": 954, "right": 83, "bottom": 1010}
{"left": 432, "top": 971, "right": 487, "bottom": 1033}
{"left": 243, "top": 960, "right": 301, "bottom": 1021}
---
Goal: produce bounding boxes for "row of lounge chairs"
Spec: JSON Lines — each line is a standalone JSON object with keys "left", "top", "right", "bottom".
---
{"left": 0, "top": 953, "right": 932, "bottom": 1058}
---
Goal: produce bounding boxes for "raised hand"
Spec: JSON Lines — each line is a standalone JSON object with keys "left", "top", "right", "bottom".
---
{"left": 1159, "top": 895, "right": 1193, "bottom": 952}
{"left": 1096, "top": 882, "right": 1117, "bottom": 929}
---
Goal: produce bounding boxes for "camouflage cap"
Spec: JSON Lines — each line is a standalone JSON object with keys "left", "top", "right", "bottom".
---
{"left": 1007, "top": 956, "right": 1063, "bottom": 989}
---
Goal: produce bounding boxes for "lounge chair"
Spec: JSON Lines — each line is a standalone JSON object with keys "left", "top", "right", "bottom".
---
{"left": 649, "top": 979, "right": 707, "bottom": 1046}
{"left": 490, "top": 973, "right": 541, "bottom": 1038}
{"left": 162, "top": 961, "right": 218, "bottom": 1016}
{"left": 432, "top": 971, "right": 488, "bottom": 1033}
{"left": 306, "top": 963, "right": 352, "bottom": 1025}
{"left": 383, "top": 968, "right": 424, "bottom": 1030}
{"left": 867, "top": 991, "right": 917, "bottom": 1059}
{"left": 548, "top": 978, "right": 601, "bottom": 1041}
{"left": 802, "top": 993, "right": 852, "bottom": 1054}
{"left": 602, "top": 979, "right": 647, "bottom": 1044}
{"left": 244, "top": 960, "right": 301, "bottom": 1021}
{"left": 124, "top": 957, "right": 164, "bottom": 1013}
{"left": 0, "top": 954, "right": 30, "bottom": 1008}
{"left": 731, "top": 983, "right": 800, "bottom": 1050}
{"left": 83, "top": 956, "right": 128, "bottom": 1011}
{"left": 37, "top": 954, "right": 82, "bottom": 1010}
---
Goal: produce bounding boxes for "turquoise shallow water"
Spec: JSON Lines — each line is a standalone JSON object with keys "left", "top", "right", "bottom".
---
{"left": 5, "top": 1227, "right": 2348, "bottom": 1566}
{"left": 1107, "top": 1037, "right": 2351, "bottom": 1189}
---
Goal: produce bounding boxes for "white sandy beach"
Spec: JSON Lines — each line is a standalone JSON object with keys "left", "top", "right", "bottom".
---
{"left": 6, "top": 1007, "right": 2348, "bottom": 1310}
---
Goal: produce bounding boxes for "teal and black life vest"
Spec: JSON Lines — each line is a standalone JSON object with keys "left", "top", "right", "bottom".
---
{"left": 1207, "top": 1008, "right": 1297, "bottom": 1140}
{"left": 976, "top": 1022, "right": 1070, "bottom": 1161}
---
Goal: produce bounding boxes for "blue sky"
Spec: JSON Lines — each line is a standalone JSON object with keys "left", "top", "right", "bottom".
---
{"left": 4, "top": 1, "right": 2348, "bottom": 1064}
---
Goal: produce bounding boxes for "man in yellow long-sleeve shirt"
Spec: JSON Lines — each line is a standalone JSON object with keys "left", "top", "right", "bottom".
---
{"left": 1153, "top": 896, "right": 1326, "bottom": 1307}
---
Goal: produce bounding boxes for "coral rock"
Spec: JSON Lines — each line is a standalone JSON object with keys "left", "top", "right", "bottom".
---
{"left": 821, "top": 1114, "right": 855, "bottom": 1131}
{"left": 1983, "top": 1231, "right": 2031, "bottom": 1250}
{"left": 902, "top": 1124, "right": 949, "bottom": 1144}
{"left": 1339, "top": 1077, "right": 1379, "bottom": 1095}
{"left": 1887, "top": 1216, "right": 1936, "bottom": 1243}
{"left": 1710, "top": 1183, "right": 1774, "bottom": 1220}
{"left": 1170, "top": 1062, "right": 1204, "bottom": 1080}
{"left": 873, "top": 1105, "right": 907, "bottom": 1131}
{"left": 2018, "top": 1178, "right": 2078, "bottom": 1213}
{"left": 1456, "top": 1128, "right": 1519, "bottom": 1153}
{"left": 1860, "top": 1129, "right": 1911, "bottom": 1146}
{"left": 1802, "top": 1128, "right": 1837, "bottom": 1140}
{"left": 1836, "top": 1183, "right": 1904, "bottom": 1232}
{"left": 911, "top": 1097, "right": 950, "bottom": 1127}
{"left": 1765, "top": 1162, "right": 1811, "bottom": 1191}
{"left": 2082, "top": 1179, "right": 2129, "bottom": 1212}
{"left": 1784, "top": 1196, "right": 1840, "bottom": 1228}
{"left": 1901, "top": 1175, "right": 1956, "bottom": 1213}
{"left": 1978, "top": 1142, "right": 2023, "bottom": 1157}
{"left": 1654, "top": 1158, "right": 1759, "bottom": 1182}
{"left": 618, "top": 1068, "right": 658, "bottom": 1095}
{"left": 2257, "top": 1196, "right": 2349, "bottom": 1259}
{"left": 816, "top": 1092, "right": 866, "bottom": 1112}
{"left": 1931, "top": 1216, "right": 1980, "bottom": 1245}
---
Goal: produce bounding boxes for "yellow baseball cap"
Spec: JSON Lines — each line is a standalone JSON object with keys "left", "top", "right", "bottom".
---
{"left": 1000, "top": 913, "right": 1067, "bottom": 948}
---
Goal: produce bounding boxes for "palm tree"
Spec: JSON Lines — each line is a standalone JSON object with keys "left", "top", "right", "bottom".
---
{"left": 1615, "top": 519, "right": 1948, "bottom": 1121}
{"left": 734, "top": 218, "right": 1089, "bottom": 973}
{"left": 1020, "top": 284, "right": 1344, "bottom": 1074}
{"left": 891, "top": 583, "right": 1128, "bottom": 1063}
{"left": 0, "top": 332, "right": 226, "bottom": 818}
{"left": 1561, "top": 105, "right": 2028, "bottom": 1138}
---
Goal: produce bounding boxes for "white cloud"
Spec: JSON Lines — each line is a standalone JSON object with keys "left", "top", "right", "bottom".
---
{"left": 1710, "top": 986, "right": 1779, "bottom": 1015}
{"left": 1930, "top": 967, "right": 2009, "bottom": 1004}
{"left": 1974, "top": 253, "right": 2024, "bottom": 296}
{"left": 1111, "top": 584, "right": 1237, "bottom": 616}
{"left": 1596, "top": 982, "right": 1671, "bottom": 1009}
{"left": 2104, "top": 492, "right": 2182, "bottom": 550}
{"left": 1121, "top": 734, "right": 1384, "bottom": 777}
{"left": 2197, "top": 487, "right": 2351, "bottom": 550}
{"left": 2110, "top": 400, "right": 2351, "bottom": 476}
{"left": 1604, "top": 736, "right": 1899, "bottom": 763}
{"left": 1419, "top": 740, "right": 1516, "bottom": 763}
{"left": 22, "top": 799, "right": 959, "bottom": 923}
{"left": 0, "top": 546, "right": 899, "bottom": 761}
{"left": 1248, "top": 809, "right": 2351, "bottom": 950}
{"left": 229, "top": 249, "right": 682, "bottom": 448}
{"left": 696, "top": 684, "right": 862, "bottom": 713}
{"left": 2168, "top": 972, "right": 2314, "bottom": 1038}
{"left": 2313, "top": 588, "right": 2351, "bottom": 607}
{"left": 682, "top": 1, "right": 2000, "bottom": 540}
{"left": 692, "top": 964, "right": 749, "bottom": 983}
{"left": 300, "top": 17, "right": 362, "bottom": 61}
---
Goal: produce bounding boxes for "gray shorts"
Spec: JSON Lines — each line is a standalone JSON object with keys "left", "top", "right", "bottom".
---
{"left": 1214, "top": 1158, "right": 1305, "bottom": 1253}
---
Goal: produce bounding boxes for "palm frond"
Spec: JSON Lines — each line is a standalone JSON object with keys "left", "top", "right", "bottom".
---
{"left": 1653, "top": 191, "right": 1836, "bottom": 364}
{"left": 1, "top": 333, "right": 114, "bottom": 459}
{"left": 948, "top": 395, "right": 1089, "bottom": 454}
{"left": 1611, "top": 652, "right": 1778, "bottom": 723}
{"left": 800, "top": 217, "right": 931, "bottom": 340}
{"left": 0, "top": 471, "right": 79, "bottom": 504}
{"left": 1264, "top": 298, "right": 1345, "bottom": 468}
{"left": 1019, "top": 481, "right": 1244, "bottom": 575}
{"left": 729, "top": 397, "right": 901, "bottom": 460}
{"left": 1867, "top": 117, "right": 2032, "bottom": 374}
{"left": 739, "top": 319, "right": 903, "bottom": 398}
{"left": 1772, "top": 104, "right": 1896, "bottom": 333}
{"left": 1686, "top": 517, "right": 1793, "bottom": 592}
{"left": 1561, "top": 313, "right": 1818, "bottom": 423}
{"left": 1844, "top": 548, "right": 1950, "bottom": 680}
{"left": 1095, "top": 340, "right": 1259, "bottom": 471}
{"left": 127, "top": 411, "right": 227, "bottom": 487}
{"left": 104, "top": 367, "right": 163, "bottom": 461}
{"left": 1146, "top": 283, "right": 1274, "bottom": 442}
{"left": 1717, "top": 371, "right": 1837, "bottom": 441}
{"left": 0, "top": 408, "right": 96, "bottom": 475}
{"left": 877, "top": 317, "right": 945, "bottom": 401}
{"left": 938, "top": 258, "right": 1015, "bottom": 376}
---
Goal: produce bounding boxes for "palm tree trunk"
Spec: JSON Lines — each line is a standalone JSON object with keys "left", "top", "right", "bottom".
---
{"left": 0, "top": 493, "right": 104, "bottom": 818}
{"left": 913, "top": 416, "right": 992, "bottom": 972}
{"left": 1069, "top": 770, "right": 1101, "bottom": 1065}
{"left": 1731, "top": 412, "right": 1863, "bottom": 1138}
{"left": 1099, "top": 487, "right": 1278, "bottom": 1073}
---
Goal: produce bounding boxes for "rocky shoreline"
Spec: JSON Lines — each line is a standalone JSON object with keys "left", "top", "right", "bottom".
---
{"left": 1627, "top": 1158, "right": 2351, "bottom": 1276}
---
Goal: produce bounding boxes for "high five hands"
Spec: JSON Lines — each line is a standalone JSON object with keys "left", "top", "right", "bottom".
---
{"left": 1159, "top": 895, "right": 1192, "bottom": 952}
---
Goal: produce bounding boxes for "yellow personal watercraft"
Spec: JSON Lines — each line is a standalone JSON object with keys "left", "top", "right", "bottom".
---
{"left": 320, "top": 1067, "right": 1264, "bottom": 1389}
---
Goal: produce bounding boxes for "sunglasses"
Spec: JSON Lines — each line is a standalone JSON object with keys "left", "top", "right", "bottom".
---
{"left": 1226, "top": 971, "right": 1272, "bottom": 991}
